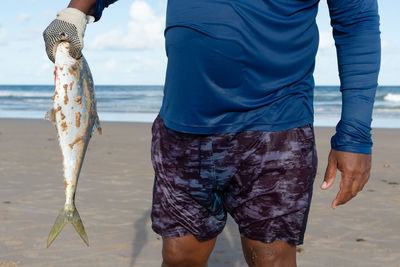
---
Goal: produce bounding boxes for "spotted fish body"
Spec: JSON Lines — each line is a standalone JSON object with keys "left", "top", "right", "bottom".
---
{"left": 46, "top": 41, "right": 101, "bottom": 248}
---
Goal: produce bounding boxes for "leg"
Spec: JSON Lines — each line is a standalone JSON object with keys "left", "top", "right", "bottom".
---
{"left": 219, "top": 126, "right": 317, "bottom": 266}
{"left": 151, "top": 116, "right": 226, "bottom": 266}
{"left": 162, "top": 235, "right": 216, "bottom": 267}
{"left": 241, "top": 237, "right": 296, "bottom": 267}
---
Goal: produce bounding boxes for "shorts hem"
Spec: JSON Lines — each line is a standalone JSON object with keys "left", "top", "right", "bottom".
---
{"left": 152, "top": 226, "right": 223, "bottom": 242}
{"left": 152, "top": 226, "right": 191, "bottom": 240}
{"left": 240, "top": 232, "right": 303, "bottom": 246}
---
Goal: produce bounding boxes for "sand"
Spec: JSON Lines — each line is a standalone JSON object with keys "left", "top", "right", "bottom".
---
{"left": 0, "top": 118, "right": 399, "bottom": 267}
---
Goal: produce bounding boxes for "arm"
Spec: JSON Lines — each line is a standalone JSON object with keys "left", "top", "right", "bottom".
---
{"left": 43, "top": 0, "right": 118, "bottom": 62}
{"left": 92, "top": 0, "right": 119, "bottom": 21}
{"left": 68, "top": 0, "right": 97, "bottom": 15}
{"left": 321, "top": 0, "right": 381, "bottom": 208}
{"left": 67, "top": 0, "right": 118, "bottom": 18}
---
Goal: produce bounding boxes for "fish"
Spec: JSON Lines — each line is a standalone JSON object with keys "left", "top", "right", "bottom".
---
{"left": 45, "top": 41, "right": 101, "bottom": 248}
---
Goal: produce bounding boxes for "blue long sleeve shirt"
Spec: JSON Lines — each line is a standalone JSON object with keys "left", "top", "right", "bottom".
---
{"left": 94, "top": 0, "right": 381, "bottom": 154}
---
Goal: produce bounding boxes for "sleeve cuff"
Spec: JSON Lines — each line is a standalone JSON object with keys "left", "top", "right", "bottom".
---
{"left": 94, "top": 0, "right": 118, "bottom": 21}
{"left": 331, "top": 135, "right": 372, "bottom": 154}
{"left": 93, "top": 0, "right": 104, "bottom": 21}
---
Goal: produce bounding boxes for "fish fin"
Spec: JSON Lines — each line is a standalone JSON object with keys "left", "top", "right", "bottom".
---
{"left": 45, "top": 108, "right": 56, "bottom": 123}
{"left": 93, "top": 115, "right": 102, "bottom": 135}
{"left": 46, "top": 206, "right": 89, "bottom": 248}
{"left": 71, "top": 207, "right": 89, "bottom": 246}
{"left": 46, "top": 208, "right": 68, "bottom": 248}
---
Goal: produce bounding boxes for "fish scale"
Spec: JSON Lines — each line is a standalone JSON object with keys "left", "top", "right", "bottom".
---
{"left": 45, "top": 41, "right": 101, "bottom": 248}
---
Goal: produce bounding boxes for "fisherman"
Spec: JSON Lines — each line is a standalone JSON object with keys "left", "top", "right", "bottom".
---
{"left": 44, "top": 0, "right": 380, "bottom": 266}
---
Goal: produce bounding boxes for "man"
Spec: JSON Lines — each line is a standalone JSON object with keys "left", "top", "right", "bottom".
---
{"left": 43, "top": 0, "right": 380, "bottom": 266}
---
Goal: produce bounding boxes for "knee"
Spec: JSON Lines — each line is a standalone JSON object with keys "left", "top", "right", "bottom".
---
{"left": 244, "top": 246, "right": 279, "bottom": 266}
{"left": 242, "top": 239, "right": 296, "bottom": 267}
{"left": 162, "top": 245, "right": 185, "bottom": 266}
{"left": 161, "top": 235, "right": 216, "bottom": 267}
{"left": 162, "top": 250, "right": 187, "bottom": 266}
{"left": 162, "top": 247, "right": 205, "bottom": 267}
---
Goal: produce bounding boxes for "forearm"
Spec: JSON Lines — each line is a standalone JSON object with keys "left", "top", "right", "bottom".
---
{"left": 68, "top": 0, "right": 97, "bottom": 15}
{"left": 331, "top": 89, "right": 375, "bottom": 154}
{"left": 328, "top": 0, "right": 381, "bottom": 154}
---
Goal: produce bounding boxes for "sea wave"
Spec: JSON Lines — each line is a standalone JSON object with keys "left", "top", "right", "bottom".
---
{"left": 0, "top": 89, "right": 164, "bottom": 98}
{"left": 1, "top": 86, "right": 399, "bottom": 126}
{"left": 0, "top": 90, "right": 53, "bottom": 98}
{"left": 384, "top": 93, "right": 400, "bottom": 102}
{"left": 96, "top": 90, "right": 163, "bottom": 97}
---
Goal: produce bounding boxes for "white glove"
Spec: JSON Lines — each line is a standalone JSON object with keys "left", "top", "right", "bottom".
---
{"left": 43, "top": 8, "right": 94, "bottom": 62}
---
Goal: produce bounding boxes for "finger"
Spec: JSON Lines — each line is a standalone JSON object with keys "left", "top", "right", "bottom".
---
{"left": 69, "top": 46, "right": 83, "bottom": 60}
{"left": 332, "top": 174, "right": 353, "bottom": 208}
{"left": 43, "top": 31, "right": 57, "bottom": 63}
{"left": 322, "top": 152, "right": 337, "bottom": 190}
{"left": 351, "top": 174, "right": 361, "bottom": 196}
{"left": 358, "top": 171, "right": 371, "bottom": 192}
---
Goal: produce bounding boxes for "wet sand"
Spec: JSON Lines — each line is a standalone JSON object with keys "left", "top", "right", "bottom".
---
{"left": 0, "top": 118, "right": 399, "bottom": 266}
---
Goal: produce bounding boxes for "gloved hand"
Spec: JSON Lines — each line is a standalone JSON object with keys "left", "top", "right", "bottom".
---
{"left": 43, "top": 8, "right": 94, "bottom": 62}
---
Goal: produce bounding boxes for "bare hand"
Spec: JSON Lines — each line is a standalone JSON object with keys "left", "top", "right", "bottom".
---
{"left": 321, "top": 149, "right": 371, "bottom": 208}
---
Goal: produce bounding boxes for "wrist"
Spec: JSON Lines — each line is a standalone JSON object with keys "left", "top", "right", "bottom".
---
{"left": 68, "top": 0, "right": 96, "bottom": 15}
{"left": 57, "top": 8, "right": 93, "bottom": 27}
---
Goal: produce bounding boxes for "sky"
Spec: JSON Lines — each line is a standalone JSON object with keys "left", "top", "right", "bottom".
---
{"left": 0, "top": 0, "right": 399, "bottom": 86}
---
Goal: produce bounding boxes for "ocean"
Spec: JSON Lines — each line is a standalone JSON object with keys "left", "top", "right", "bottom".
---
{"left": 0, "top": 85, "right": 399, "bottom": 128}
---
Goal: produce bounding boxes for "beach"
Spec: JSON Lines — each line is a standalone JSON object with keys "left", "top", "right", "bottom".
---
{"left": 0, "top": 118, "right": 399, "bottom": 267}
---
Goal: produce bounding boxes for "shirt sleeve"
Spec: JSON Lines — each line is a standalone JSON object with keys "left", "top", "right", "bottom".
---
{"left": 327, "top": 0, "right": 381, "bottom": 154}
{"left": 93, "top": 0, "right": 119, "bottom": 21}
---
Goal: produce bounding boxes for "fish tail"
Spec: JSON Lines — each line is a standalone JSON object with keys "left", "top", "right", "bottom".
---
{"left": 46, "top": 205, "right": 89, "bottom": 248}
{"left": 71, "top": 207, "right": 89, "bottom": 246}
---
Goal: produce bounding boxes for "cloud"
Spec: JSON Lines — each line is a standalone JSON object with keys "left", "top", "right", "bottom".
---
{"left": 0, "top": 26, "right": 7, "bottom": 45}
{"left": 18, "top": 13, "right": 31, "bottom": 24}
{"left": 106, "top": 59, "right": 117, "bottom": 70}
{"left": 41, "top": 55, "right": 52, "bottom": 70}
{"left": 380, "top": 39, "right": 400, "bottom": 54}
{"left": 41, "top": 62, "right": 51, "bottom": 70}
{"left": 319, "top": 30, "right": 334, "bottom": 50}
{"left": 88, "top": 0, "right": 165, "bottom": 51}
{"left": 382, "top": 40, "right": 390, "bottom": 49}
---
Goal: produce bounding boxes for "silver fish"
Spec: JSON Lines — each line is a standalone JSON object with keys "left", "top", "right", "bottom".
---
{"left": 45, "top": 41, "right": 101, "bottom": 248}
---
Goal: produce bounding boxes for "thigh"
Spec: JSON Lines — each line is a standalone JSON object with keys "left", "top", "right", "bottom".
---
{"left": 151, "top": 115, "right": 227, "bottom": 242}
{"left": 241, "top": 237, "right": 296, "bottom": 267}
{"left": 223, "top": 125, "right": 318, "bottom": 246}
{"left": 162, "top": 235, "right": 217, "bottom": 267}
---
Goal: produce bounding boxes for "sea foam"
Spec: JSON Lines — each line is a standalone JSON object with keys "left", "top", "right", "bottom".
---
{"left": 384, "top": 93, "right": 400, "bottom": 102}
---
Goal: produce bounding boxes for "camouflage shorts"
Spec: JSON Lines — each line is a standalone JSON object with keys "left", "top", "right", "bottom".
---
{"left": 151, "top": 115, "right": 317, "bottom": 245}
